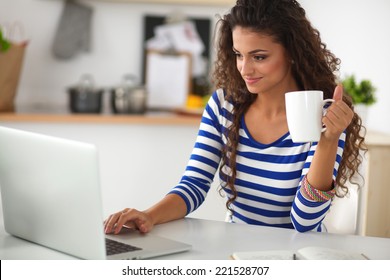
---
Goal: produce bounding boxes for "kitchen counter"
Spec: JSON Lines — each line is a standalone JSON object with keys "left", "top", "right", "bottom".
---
{"left": 0, "top": 105, "right": 202, "bottom": 125}
{"left": 0, "top": 112, "right": 200, "bottom": 125}
{"left": 364, "top": 130, "right": 390, "bottom": 146}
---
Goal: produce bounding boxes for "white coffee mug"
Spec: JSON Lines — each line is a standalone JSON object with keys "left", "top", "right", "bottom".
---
{"left": 285, "top": 90, "right": 334, "bottom": 143}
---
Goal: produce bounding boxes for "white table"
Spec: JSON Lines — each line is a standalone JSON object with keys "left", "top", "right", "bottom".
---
{"left": 1, "top": 217, "right": 390, "bottom": 260}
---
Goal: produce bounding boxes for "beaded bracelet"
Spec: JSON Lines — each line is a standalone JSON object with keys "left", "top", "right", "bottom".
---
{"left": 301, "top": 175, "right": 336, "bottom": 202}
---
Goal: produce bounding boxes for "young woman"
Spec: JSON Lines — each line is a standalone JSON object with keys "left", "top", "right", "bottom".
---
{"left": 104, "top": 0, "right": 365, "bottom": 234}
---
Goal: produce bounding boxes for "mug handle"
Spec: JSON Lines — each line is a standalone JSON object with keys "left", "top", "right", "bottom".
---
{"left": 321, "top": 99, "right": 335, "bottom": 132}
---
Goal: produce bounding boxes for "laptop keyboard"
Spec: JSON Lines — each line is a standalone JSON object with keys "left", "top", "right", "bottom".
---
{"left": 105, "top": 238, "right": 142, "bottom": 256}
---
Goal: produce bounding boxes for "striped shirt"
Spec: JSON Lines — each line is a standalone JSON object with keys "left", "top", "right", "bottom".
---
{"left": 169, "top": 89, "right": 345, "bottom": 232}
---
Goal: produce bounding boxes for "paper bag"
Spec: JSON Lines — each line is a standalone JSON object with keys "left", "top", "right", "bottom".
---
{"left": 0, "top": 21, "right": 27, "bottom": 112}
{"left": 0, "top": 42, "right": 26, "bottom": 112}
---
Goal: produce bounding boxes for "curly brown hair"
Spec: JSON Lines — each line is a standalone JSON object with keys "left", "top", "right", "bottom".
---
{"left": 212, "top": 0, "right": 367, "bottom": 211}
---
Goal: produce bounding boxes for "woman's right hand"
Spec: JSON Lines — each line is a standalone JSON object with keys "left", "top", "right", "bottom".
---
{"left": 103, "top": 208, "right": 154, "bottom": 234}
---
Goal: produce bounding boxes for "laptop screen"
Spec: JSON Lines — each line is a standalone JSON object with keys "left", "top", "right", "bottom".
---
{"left": 0, "top": 126, "right": 191, "bottom": 260}
{"left": 0, "top": 126, "right": 109, "bottom": 259}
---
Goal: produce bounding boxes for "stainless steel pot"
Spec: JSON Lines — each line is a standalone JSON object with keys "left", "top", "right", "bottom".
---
{"left": 110, "top": 75, "right": 147, "bottom": 114}
{"left": 68, "top": 74, "right": 103, "bottom": 113}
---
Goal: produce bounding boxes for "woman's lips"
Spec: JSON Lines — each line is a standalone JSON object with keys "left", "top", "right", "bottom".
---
{"left": 244, "top": 77, "right": 262, "bottom": 85}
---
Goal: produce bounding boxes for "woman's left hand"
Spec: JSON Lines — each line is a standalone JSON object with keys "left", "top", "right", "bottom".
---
{"left": 322, "top": 84, "right": 354, "bottom": 141}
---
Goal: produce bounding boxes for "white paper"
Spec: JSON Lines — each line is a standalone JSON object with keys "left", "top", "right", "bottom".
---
{"left": 145, "top": 52, "right": 191, "bottom": 109}
{"left": 231, "top": 246, "right": 368, "bottom": 260}
{"left": 146, "top": 21, "right": 206, "bottom": 76}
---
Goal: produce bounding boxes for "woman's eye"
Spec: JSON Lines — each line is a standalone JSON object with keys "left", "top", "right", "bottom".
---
{"left": 234, "top": 52, "right": 243, "bottom": 59}
{"left": 254, "top": 55, "right": 266, "bottom": 61}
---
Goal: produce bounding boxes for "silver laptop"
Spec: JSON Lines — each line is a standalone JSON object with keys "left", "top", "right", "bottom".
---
{"left": 0, "top": 126, "right": 191, "bottom": 260}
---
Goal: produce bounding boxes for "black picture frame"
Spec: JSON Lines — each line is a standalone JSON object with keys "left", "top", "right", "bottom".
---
{"left": 141, "top": 15, "right": 212, "bottom": 84}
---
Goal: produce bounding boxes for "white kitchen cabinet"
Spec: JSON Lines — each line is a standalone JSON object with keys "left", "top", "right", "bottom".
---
{"left": 356, "top": 131, "right": 390, "bottom": 238}
{"left": 324, "top": 131, "right": 390, "bottom": 238}
{"left": 0, "top": 115, "right": 227, "bottom": 223}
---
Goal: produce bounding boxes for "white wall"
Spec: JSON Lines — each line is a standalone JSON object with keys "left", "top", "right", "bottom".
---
{"left": 0, "top": 0, "right": 229, "bottom": 106}
{"left": 1, "top": 0, "right": 389, "bottom": 134}
{"left": 299, "top": 0, "right": 390, "bottom": 134}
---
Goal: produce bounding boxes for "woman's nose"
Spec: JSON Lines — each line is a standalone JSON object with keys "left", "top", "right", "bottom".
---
{"left": 239, "top": 58, "right": 253, "bottom": 76}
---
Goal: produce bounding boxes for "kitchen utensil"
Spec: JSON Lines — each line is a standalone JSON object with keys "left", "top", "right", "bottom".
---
{"left": 68, "top": 74, "right": 103, "bottom": 113}
{"left": 110, "top": 74, "right": 147, "bottom": 114}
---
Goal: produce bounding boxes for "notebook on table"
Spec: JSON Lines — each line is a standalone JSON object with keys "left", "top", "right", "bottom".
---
{"left": 0, "top": 126, "right": 191, "bottom": 260}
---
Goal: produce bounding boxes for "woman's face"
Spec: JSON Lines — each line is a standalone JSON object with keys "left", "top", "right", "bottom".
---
{"left": 232, "top": 26, "right": 294, "bottom": 94}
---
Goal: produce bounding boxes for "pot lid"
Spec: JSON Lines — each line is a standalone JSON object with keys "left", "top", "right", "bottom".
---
{"left": 69, "top": 74, "right": 98, "bottom": 92}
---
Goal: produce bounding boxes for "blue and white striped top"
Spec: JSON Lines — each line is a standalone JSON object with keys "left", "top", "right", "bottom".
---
{"left": 169, "top": 89, "right": 345, "bottom": 232}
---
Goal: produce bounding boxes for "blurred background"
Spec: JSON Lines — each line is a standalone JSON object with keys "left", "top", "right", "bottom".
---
{"left": 0, "top": 0, "right": 388, "bottom": 131}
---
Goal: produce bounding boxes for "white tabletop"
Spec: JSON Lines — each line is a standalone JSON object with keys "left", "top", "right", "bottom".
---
{"left": 1, "top": 216, "right": 390, "bottom": 260}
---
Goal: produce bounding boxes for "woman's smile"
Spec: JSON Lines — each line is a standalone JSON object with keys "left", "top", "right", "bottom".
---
{"left": 244, "top": 76, "right": 262, "bottom": 86}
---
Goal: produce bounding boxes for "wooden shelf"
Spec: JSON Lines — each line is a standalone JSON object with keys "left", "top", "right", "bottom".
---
{"left": 0, "top": 112, "right": 201, "bottom": 125}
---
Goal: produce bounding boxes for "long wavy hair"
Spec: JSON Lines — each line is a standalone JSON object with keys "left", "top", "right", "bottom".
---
{"left": 212, "top": 0, "right": 367, "bottom": 211}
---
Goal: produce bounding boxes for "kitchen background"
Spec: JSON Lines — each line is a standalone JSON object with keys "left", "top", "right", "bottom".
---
{"left": 1, "top": 0, "right": 390, "bottom": 235}
{"left": 0, "top": 0, "right": 389, "bottom": 133}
